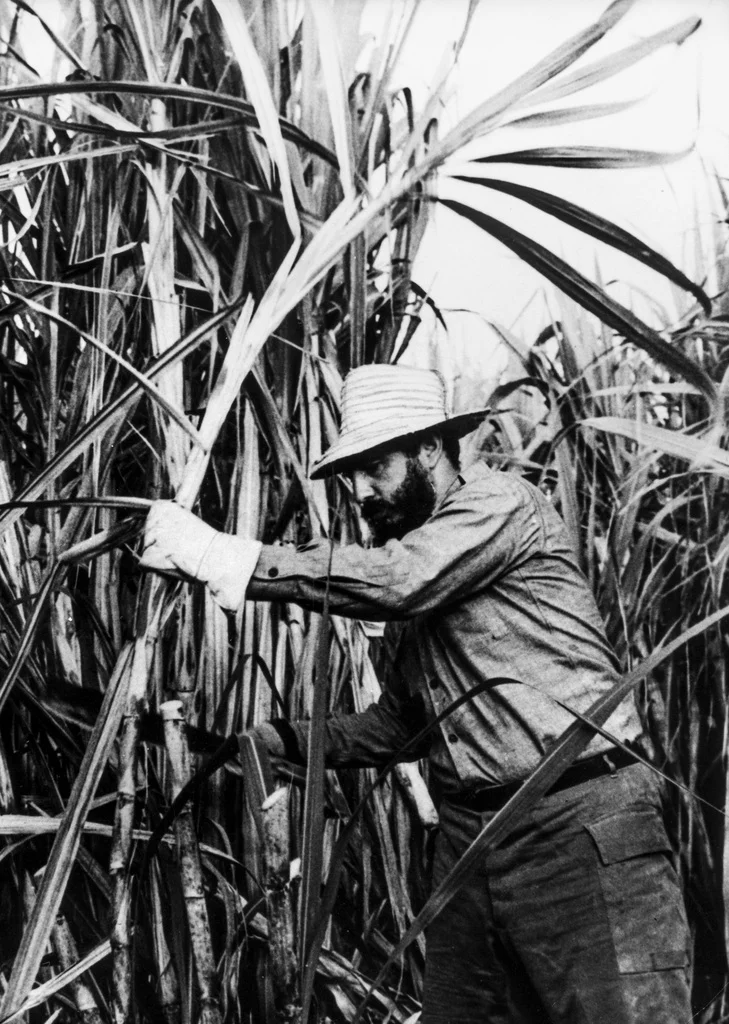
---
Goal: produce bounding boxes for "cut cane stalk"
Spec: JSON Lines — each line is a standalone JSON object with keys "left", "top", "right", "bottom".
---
{"left": 261, "top": 787, "right": 301, "bottom": 1024}
{"left": 50, "top": 914, "right": 104, "bottom": 1024}
{"left": 161, "top": 701, "right": 221, "bottom": 1024}
{"left": 150, "top": 863, "right": 182, "bottom": 1024}
{"left": 393, "top": 764, "right": 439, "bottom": 829}
{"left": 109, "top": 604, "right": 164, "bottom": 1024}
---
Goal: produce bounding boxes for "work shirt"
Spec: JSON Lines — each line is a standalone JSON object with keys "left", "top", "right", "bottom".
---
{"left": 248, "top": 461, "right": 642, "bottom": 794}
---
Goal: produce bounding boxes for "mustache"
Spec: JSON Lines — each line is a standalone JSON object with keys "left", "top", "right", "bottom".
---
{"left": 359, "top": 497, "right": 392, "bottom": 520}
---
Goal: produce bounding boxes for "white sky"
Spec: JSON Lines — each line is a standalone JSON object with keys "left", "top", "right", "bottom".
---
{"left": 361, "top": 0, "right": 729, "bottom": 403}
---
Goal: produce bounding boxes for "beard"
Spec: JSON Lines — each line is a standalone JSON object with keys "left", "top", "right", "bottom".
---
{"left": 360, "top": 456, "right": 437, "bottom": 545}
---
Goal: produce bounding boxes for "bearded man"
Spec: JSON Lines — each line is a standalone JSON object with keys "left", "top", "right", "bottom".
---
{"left": 142, "top": 364, "right": 691, "bottom": 1024}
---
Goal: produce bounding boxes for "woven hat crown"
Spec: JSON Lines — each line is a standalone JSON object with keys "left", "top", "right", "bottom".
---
{"left": 310, "top": 364, "right": 489, "bottom": 478}
{"left": 341, "top": 364, "right": 449, "bottom": 437}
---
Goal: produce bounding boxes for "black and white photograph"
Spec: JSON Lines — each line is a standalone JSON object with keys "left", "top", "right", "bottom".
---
{"left": 0, "top": 1, "right": 727, "bottom": 1021}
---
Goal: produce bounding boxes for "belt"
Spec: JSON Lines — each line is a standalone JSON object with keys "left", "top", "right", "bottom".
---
{"left": 448, "top": 745, "right": 638, "bottom": 813}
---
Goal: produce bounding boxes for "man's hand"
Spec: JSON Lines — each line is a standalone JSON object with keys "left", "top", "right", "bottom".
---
{"left": 250, "top": 722, "right": 288, "bottom": 758}
{"left": 141, "top": 501, "right": 219, "bottom": 579}
{"left": 141, "top": 500, "right": 263, "bottom": 611}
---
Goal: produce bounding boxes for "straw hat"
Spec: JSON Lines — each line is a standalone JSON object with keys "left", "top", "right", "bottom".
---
{"left": 310, "top": 364, "right": 490, "bottom": 479}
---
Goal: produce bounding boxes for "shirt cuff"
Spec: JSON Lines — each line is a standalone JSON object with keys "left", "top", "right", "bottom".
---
{"left": 199, "top": 533, "right": 263, "bottom": 611}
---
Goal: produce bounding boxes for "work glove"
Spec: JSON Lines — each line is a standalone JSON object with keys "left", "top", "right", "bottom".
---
{"left": 141, "top": 500, "right": 262, "bottom": 612}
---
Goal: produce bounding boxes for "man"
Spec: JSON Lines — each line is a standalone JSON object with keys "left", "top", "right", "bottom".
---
{"left": 142, "top": 364, "right": 691, "bottom": 1024}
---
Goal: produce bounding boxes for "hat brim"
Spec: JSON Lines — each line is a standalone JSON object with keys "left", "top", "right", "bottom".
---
{"left": 309, "top": 409, "right": 490, "bottom": 479}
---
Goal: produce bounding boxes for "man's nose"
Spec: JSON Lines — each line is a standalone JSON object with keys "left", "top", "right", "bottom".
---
{"left": 352, "top": 470, "right": 374, "bottom": 504}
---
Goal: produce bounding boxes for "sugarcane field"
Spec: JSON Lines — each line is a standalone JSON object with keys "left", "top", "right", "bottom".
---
{"left": 0, "top": 1, "right": 728, "bottom": 1022}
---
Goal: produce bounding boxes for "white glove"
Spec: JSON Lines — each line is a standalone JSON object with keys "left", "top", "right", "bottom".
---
{"left": 141, "top": 501, "right": 262, "bottom": 611}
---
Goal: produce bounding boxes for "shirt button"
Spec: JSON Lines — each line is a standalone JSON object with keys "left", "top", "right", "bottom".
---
{"left": 268, "top": 567, "right": 279, "bottom": 578}
{"left": 448, "top": 734, "right": 458, "bottom": 744}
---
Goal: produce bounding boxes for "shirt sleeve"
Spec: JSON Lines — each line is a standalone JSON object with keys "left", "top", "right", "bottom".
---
{"left": 291, "top": 685, "right": 429, "bottom": 769}
{"left": 247, "top": 472, "right": 542, "bottom": 620}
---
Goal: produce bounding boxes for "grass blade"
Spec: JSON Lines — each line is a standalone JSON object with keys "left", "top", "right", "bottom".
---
{"left": 0, "top": 643, "right": 133, "bottom": 1018}
{"left": 582, "top": 417, "right": 729, "bottom": 477}
{"left": 438, "top": 199, "right": 717, "bottom": 403}
{"left": 450, "top": 175, "right": 711, "bottom": 313}
{"left": 474, "top": 145, "right": 693, "bottom": 169}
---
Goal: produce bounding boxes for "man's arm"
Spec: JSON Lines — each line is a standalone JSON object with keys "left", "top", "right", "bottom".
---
{"left": 141, "top": 472, "right": 542, "bottom": 618}
{"left": 248, "top": 473, "right": 539, "bottom": 619}
{"left": 257, "top": 685, "right": 428, "bottom": 769}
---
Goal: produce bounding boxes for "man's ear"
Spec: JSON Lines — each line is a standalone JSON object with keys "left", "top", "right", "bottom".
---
{"left": 418, "top": 434, "right": 443, "bottom": 469}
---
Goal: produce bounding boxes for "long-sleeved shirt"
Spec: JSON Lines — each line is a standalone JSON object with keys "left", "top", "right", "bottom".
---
{"left": 247, "top": 461, "right": 642, "bottom": 794}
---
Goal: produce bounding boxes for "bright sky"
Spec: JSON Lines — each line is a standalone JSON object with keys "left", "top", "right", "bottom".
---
{"left": 361, "top": 0, "right": 729, "bottom": 405}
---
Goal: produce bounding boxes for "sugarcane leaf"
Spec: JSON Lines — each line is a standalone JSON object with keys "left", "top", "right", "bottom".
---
{"left": 243, "top": 2, "right": 643, "bottom": 344}
{"left": 489, "top": 376, "right": 550, "bottom": 406}
{"left": 7, "top": 291, "right": 205, "bottom": 446}
{"left": 437, "top": 199, "right": 717, "bottom": 403}
{"left": 0, "top": 80, "right": 338, "bottom": 167}
{"left": 547, "top": 702, "right": 726, "bottom": 817}
{"left": 581, "top": 417, "right": 729, "bottom": 477}
{"left": 426, "top": 0, "right": 638, "bottom": 161}
{"left": 449, "top": 176, "right": 711, "bottom": 313}
{"left": 0, "top": 497, "right": 151, "bottom": 512}
{"left": 473, "top": 145, "right": 692, "bottom": 169}
{"left": 0, "top": 564, "right": 63, "bottom": 716}
{"left": 308, "top": 0, "right": 355, "bottom": 200}
{"left": 0, "top": 940, "right": 112, "bottom": 1024}
{"left": 0, "top": 301, "right": 244, "bottom": 538}
{"left": 210, "top": 0, "right": 299, "bottom": 234}
{"left": 0, "top": 643, "right": 133, "bottom": 1018}
{"left": 505, "top": 99, "right": 640, "bottom": 130}
{"left": 9, "top": 0, "right": 87, "bottom": 73}
{"left": 519, "top": 15, "right": 701, "bottom": 109}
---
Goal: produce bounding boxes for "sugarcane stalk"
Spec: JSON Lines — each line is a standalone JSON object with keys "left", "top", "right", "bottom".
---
{"left": 261, "top": 787, "right": 300, "bottom": 1024}
{"left": 150, "top": 862, "right": 182, "bottom": 1024}
{"left": 104, "top": 221, "right": 260, "bottom": 1024}
{"left": 161, "top": 701, "right": 221, "bottom": 1024}
{"left": 394, "top": 763, "right": 439, "bottom": 829}
{"left": 50, "top": 912, "right": 104, "bottom": 1024}
{"left": 109, "top": 600, "right": 165, "bottom": 1024}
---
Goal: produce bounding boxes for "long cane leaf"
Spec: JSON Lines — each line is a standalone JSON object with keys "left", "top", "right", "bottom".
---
{"left": 449, "top": 176, "right": 711, "bottom": 313}
{"left": 581, "top": 417, "right": 729, "bottom": 476}
{"left": 0, "top": 80, "right": 338, "bottom": 167}
{"left": 520, "top": 15, "right": 701, "bottom": 109}
{"left": 0, "top": 643, "right": 133, "bottom": 1018}
{"left": 473, "top": 145, "right": 693, "bottom": 169}
{"left": 0, "top": 301, "right": 244, "bottom": 538}
{"left": 437, "top": 199, "right": 717, "bottom": 403}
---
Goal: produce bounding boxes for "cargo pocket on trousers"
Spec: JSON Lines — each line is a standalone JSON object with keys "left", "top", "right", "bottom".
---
{"left": 585, "top": 809, "right": 690, "bottom": 975}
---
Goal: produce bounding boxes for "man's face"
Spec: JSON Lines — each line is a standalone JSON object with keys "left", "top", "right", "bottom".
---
{"left": 350, "top": 448, "right": 436, "bottom": 545}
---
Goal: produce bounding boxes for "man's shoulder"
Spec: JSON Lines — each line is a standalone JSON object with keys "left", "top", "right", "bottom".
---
{"left": 455, "top": 461, "right": 542, "bottom": 507}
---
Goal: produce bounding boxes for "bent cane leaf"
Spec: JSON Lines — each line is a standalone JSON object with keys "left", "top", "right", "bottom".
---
{"left": 0, "top": 301, "right": 244, "bottom": 538}
{"left": 449, "top": 176, "right": 711, "bottom": 313}
{"left": 0, "top": 80, "right": 338, "bottom": 168}
{"left": 520, "top": 16, "right": 701, "bottom": 109}
{"left": 437, "top": 199, "right": 717, "bottom": 403}
{"left": 0, "top": 644, "right": 133, "bottom": 1018}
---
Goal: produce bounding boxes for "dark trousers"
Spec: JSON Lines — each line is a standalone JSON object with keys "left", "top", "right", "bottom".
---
{"left": 423, "top": 763, "right": 691, "bottom": 1024}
